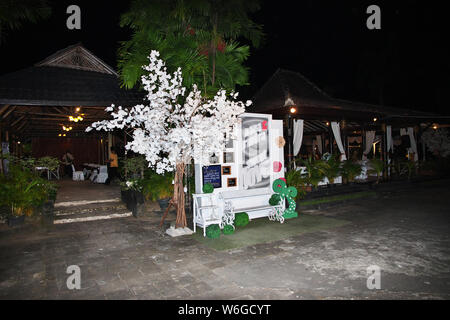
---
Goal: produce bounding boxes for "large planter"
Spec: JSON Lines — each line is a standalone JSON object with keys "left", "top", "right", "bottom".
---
{"left": 41, "top": 200, "right": 55, "bottom": 226}
{"left": 157, "top": 198, "right": 171, "bottom": 212}
{"left": 7, "top": 215, "right": 25, "bottom": 227}
{"left": 121, "top": 189, "right": 145, "bottom": 217}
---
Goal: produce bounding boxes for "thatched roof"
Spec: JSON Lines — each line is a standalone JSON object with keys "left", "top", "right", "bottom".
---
{"left": 0, "top": 43, "right": 143, "bottom": 107}
{"left": 0, "top": 44, "right": 144, "bottom": 137}
{"left": 251, "top": 68, "right": 435, "bottom": 123}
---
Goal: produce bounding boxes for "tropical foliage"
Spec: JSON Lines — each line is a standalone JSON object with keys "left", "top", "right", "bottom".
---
{"left": 340, "top": 160, "right": 362, "bottom": 184}
{"left": 0, "top": 165, "right": 56, "bottom": 217}
{"left": 0, "top": 0, "right": 51, "bottom": 44}
{"left": 117, "top": 0, "right": 263, "bottom": 95}
{"left": 367, "top": 158, "right": 385, "bottom": 184}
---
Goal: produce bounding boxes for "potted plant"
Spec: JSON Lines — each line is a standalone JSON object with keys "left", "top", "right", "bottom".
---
{"left": 323, "top": 153, "right": 341, "bottom": 186}
{"left": 120, "top": 156, "right": 147, "bottom": 216}
{"left": 36, "top": 156, "right": 60, "bottom": 179}
{"left": 340, "top": 160, "right": 362, "bottom": 184}
{"left": 298, "top": 156, "right": 327, "bottom": 191}
{"left": 142, "top": 171, "right": 174, "bottom": 211}
{"left": 0, "top": 165, "right": 54, "bottom": 226}
{"left": 285, "top": 169, "right": 307, "bottom": 200}
{"left": 367, "top": 158, "right": 384, "bottom": 184}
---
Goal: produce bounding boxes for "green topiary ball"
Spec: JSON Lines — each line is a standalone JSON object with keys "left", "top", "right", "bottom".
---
{"left": 269, "top": 194, "right": 281, "bottom": 206}
{"left": 234, "top": 212, "right": 249, "bottom": 227}
{"left": 222, "top": 224, "right": 235, "bottom": 235}
{"left": 202, "top": 183, "right": 214, "bottom": 194}
{"left": 206, "top": 224, "right": 221, "bottom": 239}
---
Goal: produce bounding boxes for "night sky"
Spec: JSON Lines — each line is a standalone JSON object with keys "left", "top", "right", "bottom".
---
{"left": 0, "top": 0, "right": 448, "bottom": 115}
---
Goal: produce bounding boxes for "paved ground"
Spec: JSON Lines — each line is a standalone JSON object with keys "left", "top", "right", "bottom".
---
{"left": 55, "top": 179, "right": 121, "bottom": 203}
{"left": 0, "top": 179, "right": 450, "bottom": 300}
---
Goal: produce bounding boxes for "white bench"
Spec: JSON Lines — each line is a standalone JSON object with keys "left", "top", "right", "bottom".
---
{"left": 193, "top": 188, "right": 284, "bottom": 236}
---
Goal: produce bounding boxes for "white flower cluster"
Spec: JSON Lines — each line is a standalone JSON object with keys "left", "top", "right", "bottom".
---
{"left": 87, "top": 50, "right": 250, "bottom": 174}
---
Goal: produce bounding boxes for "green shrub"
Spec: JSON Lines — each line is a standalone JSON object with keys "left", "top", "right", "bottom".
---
{"left": 202, "top": 183, "right": 214, "bottom": 194}
{"left": 269, "top": 193, "right": 281, "bottom": 206}
{"left": 340, "top": 160, "right": 362, "bottom": 184}
{"left": 206, "top": 224, "right": 221, "bottom": 239}
{"left": 0, "top": 165, "right": 56, "bottom": 217}
{"left": 222, "top": 224, "right": 235, "bottom": 235}
{"left": 234, "top": 212, "right": 249, "bottom": 227}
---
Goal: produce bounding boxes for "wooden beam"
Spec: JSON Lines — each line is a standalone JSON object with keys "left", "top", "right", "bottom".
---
{"left": 52, "top": 107, "right": 66, "bottom": 114}
{"left": 2, "top": 106, "right": 16, "bottom": 120}
{"left": 11, "top": 115, "right": 26, "bottom": 127}
{"left": 28, "top": 117, "right": 106, "bottom": 121}
{"left": 17, "top": 120, "right": 27, "bottom": 132}
{"left": 0, "top": 105, "right": 10, "bottom": 117}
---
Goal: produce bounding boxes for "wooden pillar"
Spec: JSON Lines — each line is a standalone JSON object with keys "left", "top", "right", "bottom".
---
{"left": 381, "top": 123, "right": 388, "bottom": 179}
{"left": 329, "top": 125, "right": 333, "bottom": 154}
{"left": 108, "top": 132, "right": 112, "bottom": 160}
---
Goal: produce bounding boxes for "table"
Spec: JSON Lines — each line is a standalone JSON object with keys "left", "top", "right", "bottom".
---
{"left": 35, "top": 166, "right": 60, "bottom": 180}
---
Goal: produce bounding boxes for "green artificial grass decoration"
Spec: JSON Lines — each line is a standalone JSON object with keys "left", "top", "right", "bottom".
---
{"left": 269, "top": 193, "right": 281, "bottom": 206}
{"left": 222, "top": 224, "right": 235, "bottom": 235}
{"left": 202, "top": 183, "right": 214, "bottom": 193}
{"left": 234, "top": 212, "right": 249, "bottom": 227}
{"left": 206, "top": 224, "right": 221, "bottom": 239}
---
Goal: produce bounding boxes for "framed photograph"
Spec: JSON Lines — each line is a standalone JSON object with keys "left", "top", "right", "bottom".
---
{"left": 209, "top": 153, "right": 219, "bottom": 164}
{"left": 222, "top": 166, "right": 231, "bottom": 175}
{"left": 225, "top": 139, "right": 234, "bottom": 149}
{"left": 227, "top": 177, "right": 237, "bottom": 187}
{"left": 223, "top": 152, "right": 234, "bottom": 163}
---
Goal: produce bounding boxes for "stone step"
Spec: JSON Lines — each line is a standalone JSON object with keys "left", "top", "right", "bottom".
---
{"left": 54, "top": 201, "right": 126, "bottom": 216}
{"left": 53, "top": 208, "right": 133, "bottom": 224}
{"left": 54, "top": 198, "right": 122, "bottom": 208}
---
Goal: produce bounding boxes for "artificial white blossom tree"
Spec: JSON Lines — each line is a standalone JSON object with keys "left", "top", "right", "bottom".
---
{"left": 87, "top": 50, "right": 250, "bottom": 228}
{"left": 421, "top": 128, "right": 450, "bottom": 158}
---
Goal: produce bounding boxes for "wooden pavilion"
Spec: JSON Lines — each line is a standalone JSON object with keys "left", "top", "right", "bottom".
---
{"left": 0, "top": 44, "right": 143, "bottom": 172}
{"left": 251, "top": 68, "right": 450, "bottom": 170}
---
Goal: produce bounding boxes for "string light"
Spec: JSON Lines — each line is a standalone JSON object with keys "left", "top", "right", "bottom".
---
{"left": 69, "top": 115, "right": 83, "bottom": 122}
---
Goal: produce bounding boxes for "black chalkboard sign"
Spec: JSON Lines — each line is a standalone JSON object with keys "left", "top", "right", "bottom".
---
{"left": 202, "top": 165, "right": 222, "bottom": 188}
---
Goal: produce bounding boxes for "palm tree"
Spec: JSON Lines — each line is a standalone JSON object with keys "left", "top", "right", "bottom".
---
{"left": 0, "top": 0, "right": 51, "bottom": 45}
{"left": 118, "top": 0, "right": 263, "bottom": 95}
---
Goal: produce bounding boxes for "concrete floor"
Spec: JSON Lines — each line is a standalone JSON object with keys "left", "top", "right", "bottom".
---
{"left": 0, "top": 179, "right": 449, "bottom": 300}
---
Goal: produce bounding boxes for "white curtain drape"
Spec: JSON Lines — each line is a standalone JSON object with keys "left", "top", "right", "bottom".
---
{"left": 386, "top": 125, "right": 393, "bottom": 153}
{"left": 293, "top": 119, "right": 304, "bottom": 157}
{"left": 331, "top": 121, "right": 346, "bottom": 160}
{"left": 362, "top": 130, "right": 376, "bottom": 160}
{"left": 407, "top": 127, "right": 418, "bottom": 162}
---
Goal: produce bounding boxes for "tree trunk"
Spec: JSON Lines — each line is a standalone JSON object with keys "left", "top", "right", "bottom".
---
{"left": 174, "top": 162, "right": 187, "bottom": 228}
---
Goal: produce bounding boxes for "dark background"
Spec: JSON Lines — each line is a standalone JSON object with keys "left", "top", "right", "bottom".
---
{"left": 1, "top": 0, "right": 448, "bottom": 115}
